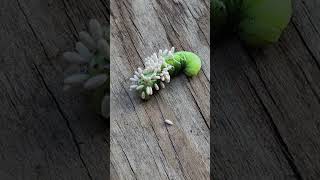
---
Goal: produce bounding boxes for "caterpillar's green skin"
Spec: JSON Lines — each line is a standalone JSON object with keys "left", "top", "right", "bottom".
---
{"left": 167, "top": 51, "right": 202, "bottom": 77}
{"left": 212, "top": 0, "right": 292, "bottom": 46}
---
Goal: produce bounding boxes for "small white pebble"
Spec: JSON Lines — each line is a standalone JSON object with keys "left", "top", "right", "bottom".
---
{"left": 164, "top": 119, "right": 173, "bottom": 125}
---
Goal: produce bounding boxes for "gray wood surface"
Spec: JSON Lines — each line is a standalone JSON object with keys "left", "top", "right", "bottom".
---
{"left": 0, "top": 0, "right": 109, "bottom": 179}
{"left": 110, "top": 0, "right": 210, "bottom": 179}
{"left": 212, "top": 0, "right": 320, "bottom": 179}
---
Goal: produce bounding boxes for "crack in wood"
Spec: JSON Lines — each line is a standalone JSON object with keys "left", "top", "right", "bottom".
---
{"left": 15, "top": 1, "right": 94, "bottom": 179}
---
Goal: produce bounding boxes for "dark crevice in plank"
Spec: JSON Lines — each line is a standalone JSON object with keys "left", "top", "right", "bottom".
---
{"left": 142, "top": 99, "right": 186, "bottom": 179}
{"left": 276, "top": 35, "right": 320, "bottom": 105}
{"left": 127, "top": 15, "right": 145, "bottom": 44}
{"left": 97, "top": 0, "right": 110, "bottom": 20}
{"left": 30, "top": 62, "right": 94, "bottom": 180}
{"left": 241, "top": 46, "right": 303, "bottom": 179}
{"left": 155, "top": 102, "right": 190, "bottom": 180}
{"left": 242, "top": 46, "right": 287, "bottom": 122}
{"left": 126, "top": 91, "right": 175, "bottom": 179}
{"left": 143, "top": 124, "right": 172, "bottom": 180}
{"left": 4, "top": 85, "right": 23, "bottom": 121}
{"left": 112, "top": 1, "right": 144, "bottom": 65}
{"left": 116, "top": 137, "right": 138, "bottom": 180}
{"left": 186, "top": 79, "right": 210, "bottom": 129}
{"left": 291, "top": 22, "right": 320, "bottom": 71}
{"left": 122, "top": 2, "right": 145, "bottom": 44}
{"left": 299, "top": 0, "right": 320, "bottom": 36}
{"left": 181, "top": 0, "right": 209, "bottom": 45}
{"left": 3, "top": 72, "right": 23, "bottom": 105}
{"left": 164, "top": 130, "right": 189, "bottom": 180}
{"left": 126, "top": 85, "right": 174, "bottom": 180}
{"left": 200, "top": 0, "right": 210, "bottom": 9}
{"left": 151, "top": 3, "right": 183, "bottom": 50}
{"left": 111, "top": 69, "right": 170, "bottom": 178}
{"left": 99, "top": 0, "right": 110, "bottom": 13}
{"left": 243, "top": 73, "right": 303, "bottom": 180}
{"left": 110, "top": 17, "right": 141, "bottom": 72}
{"left": 16, "top": 1, "right": 93, "bottom": 179}
{"left": 166, "top": 139, "right": 189, "bottom": 180}
{"left": 16, "top": 0, "right": 51, "bottom": 61}
{"left": 295, "top": 64, "right": 320, "bottom": 104}
{"left": 120, "top": 1, "right": 144, "bottom": 47}
{"left": 168, "top": 19, "right": 190, "bottom": 50}
{"left": 141, "top": 134, "right": 166, "bottom": 179}
{"left": 61, "top": 0, "right": 80, "bottom": 37}
{"left": 119, "top": 82, "right": 166, "bottom": 179}
{"left": 143, "top": 121, "right": 171, "bottom": 180}
{"left": 201, "top": 69, "right": 210, "bottom": 85}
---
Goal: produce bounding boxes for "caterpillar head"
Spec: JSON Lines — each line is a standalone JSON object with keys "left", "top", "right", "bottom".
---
{"left": 63, "top": 19, "right": 110, "bottom": 118}
{"left": 129, "top": 47, "right": 175, "bottom": 100}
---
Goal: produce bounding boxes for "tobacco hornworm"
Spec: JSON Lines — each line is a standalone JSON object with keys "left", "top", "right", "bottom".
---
{"left": 129, "top": 47, "right": 202, "bottom": 100}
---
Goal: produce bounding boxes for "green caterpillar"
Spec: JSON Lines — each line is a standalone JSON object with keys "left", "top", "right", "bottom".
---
{"left": 129, "top": 47, "right": 202, "bottom": 100}
{"left": 212, "top": 0, "right": 292, "bottom": 46}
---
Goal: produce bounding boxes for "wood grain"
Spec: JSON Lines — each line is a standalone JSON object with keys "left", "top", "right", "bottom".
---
{"left": 110, "top": 0, "right": 210, "bottom": 179}
{"left": 0, "top": 0, "right": 109, "bottom": 179}
{"left": 212, "top": 0, "right": 320, "bottom": 179}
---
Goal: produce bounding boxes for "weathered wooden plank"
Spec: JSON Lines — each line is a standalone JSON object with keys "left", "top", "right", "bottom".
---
{"left": 242, "top": 23, "right": 320, "bottom": 178}
{"left": 238, "top": 0, "right": 320, "bottom": 177}
{"left": 0, "top": 0, "right": 110, "bottom": 179}
{"left": 110, "top": 0, "right": 210, "bottom": 179}
{"left": 211, "top": 40, "right": 297, "bottom": 179}
{"left": 292, "top": 0, "right": 320, "bottom": 64}
{"left": 212, "top": 0, "right": 320, "bottom": 178}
